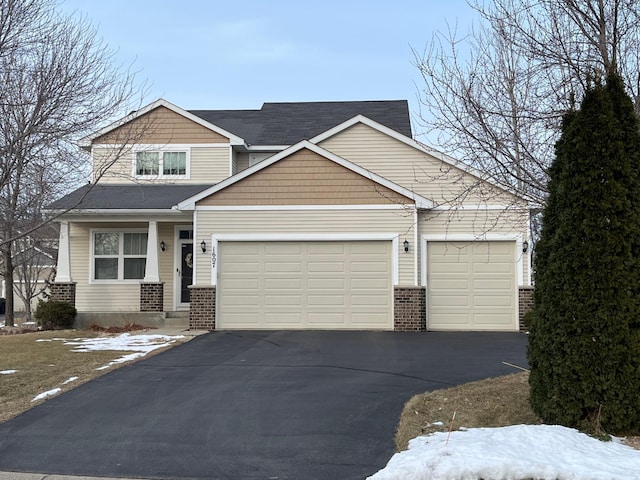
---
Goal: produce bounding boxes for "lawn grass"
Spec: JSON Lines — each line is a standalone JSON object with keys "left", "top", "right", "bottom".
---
{"left": 0, "top": 329, "right": 186, "bottom": 424}
{"left": 395, "top": 371, "right": 640, "bottom": 452}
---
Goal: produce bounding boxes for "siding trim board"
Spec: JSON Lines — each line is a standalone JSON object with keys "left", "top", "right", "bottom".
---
{"left": 196, "top": 204, "right": 413, "bottom": 211}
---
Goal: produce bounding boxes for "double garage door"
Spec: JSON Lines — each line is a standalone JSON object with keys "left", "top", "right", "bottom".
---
{"left": 427, "top": 241, "right": 517, "bottom": 330}
{"left": 215, "top": 239, "right": 517, "bottom": 331}
{"left": 217, "top": 240, "right": 393, "bottom": 329}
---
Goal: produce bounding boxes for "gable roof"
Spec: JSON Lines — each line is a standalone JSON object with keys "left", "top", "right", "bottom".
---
{"left": 177, "top": 141, "right": 433, "bottom": 210}
{"left": 47, "top": 184, "right": 212, "bottom": 211}
{"left": 189, "top": 100, "right": 411, "bottom": 146}
{"left": 310, "top": 114, "right": 526, "bottom": 203}
{"left": 80, "top": 99, "right": 245, "bottom": 147}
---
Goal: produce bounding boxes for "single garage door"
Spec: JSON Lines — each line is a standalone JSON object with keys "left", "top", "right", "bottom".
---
{"left": 217, "top": 240, "right": 393, "bottom": 329}
{"left": 427, "top": 241, "right": 516, "bottom": 331}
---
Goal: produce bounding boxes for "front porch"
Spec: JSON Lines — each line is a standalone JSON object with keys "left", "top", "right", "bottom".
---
{"left": 50, "top": 218, "right": 199, "bottom": 319}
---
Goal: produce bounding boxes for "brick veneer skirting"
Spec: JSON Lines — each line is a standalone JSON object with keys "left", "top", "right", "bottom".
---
{"left": 49, "top": 282, "right": 76, "bottom": 306}
{"left": 394, "top": 287, "right": 426, "bottom": 331}
{"left": 140, "top": 283, "right": 164, "bottom": 312}
{"left": 519, "top": 287, "right": 534, "bottom": 331}
{"left": 189, "top": 286, "right": 216, "bottom": 330}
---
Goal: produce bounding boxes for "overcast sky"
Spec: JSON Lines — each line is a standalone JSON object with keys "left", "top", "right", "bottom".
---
{"left": 58, "top": 0, "right": 476, "bottom": 140}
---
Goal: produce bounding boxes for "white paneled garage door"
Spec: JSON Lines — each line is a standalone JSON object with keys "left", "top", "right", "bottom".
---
{"left": 427, "top": 241, "right": 516, "bottom": 331}
{"left": 217, "top": 241, "right": 393, "bottom": 329}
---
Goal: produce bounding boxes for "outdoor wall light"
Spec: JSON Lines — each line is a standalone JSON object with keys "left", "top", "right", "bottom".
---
{"left": 200, "top": 240, "right": 207, "bottom": 253}
{"left": 523, "top": 240, "right": 529, "bottom": 253}
{"left": 160, "top": 241, "right": 166, "bottom": 252}
{"left": 404, "top": 239, "right": 409, "bottom": 253}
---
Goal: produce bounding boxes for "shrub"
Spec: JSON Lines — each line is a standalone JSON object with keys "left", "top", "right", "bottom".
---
{"left": 34, "top": 300, "right": 77, "bottom": 330}
{"left": 528, "top": 73, "right": 640, "bottom": 435}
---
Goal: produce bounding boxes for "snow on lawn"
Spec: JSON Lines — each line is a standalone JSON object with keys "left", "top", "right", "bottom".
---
{"left": 63, "top": 333, "right": 184, "bottom": 370}
{"left": 31, "top": 388, "right": 62, "bottom": 402}
{"left": 30, "top": 333, "right": 184, "bottom": 402}
{"left": 368, "top": 424, "right": 640, "bottom": 480}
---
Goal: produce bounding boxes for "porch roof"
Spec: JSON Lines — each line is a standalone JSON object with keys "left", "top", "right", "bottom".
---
{"left": 47, "top": 184, "right": 212, "bottom": 211}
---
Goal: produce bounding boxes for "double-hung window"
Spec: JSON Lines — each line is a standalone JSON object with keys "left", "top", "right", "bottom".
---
{"left": 93, "top": 231, "right": 148, "bottom": 281}
{"left": 134, "top": 147, "right": 189, "bottom": 178}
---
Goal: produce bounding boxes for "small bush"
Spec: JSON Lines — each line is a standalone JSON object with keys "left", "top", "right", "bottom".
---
{"left": 34, "top": 300, "right": 77, "bottom": 330}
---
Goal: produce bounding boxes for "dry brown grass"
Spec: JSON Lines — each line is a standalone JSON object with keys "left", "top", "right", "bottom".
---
{"left": 396, "top": 371, "right": 640, "bottom": 452}
{"left": 0, "top": 329, "right": 187, "bottom": 424}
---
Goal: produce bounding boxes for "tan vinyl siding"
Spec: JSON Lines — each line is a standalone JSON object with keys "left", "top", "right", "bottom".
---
{"left": 93, "top": 145, "right": 231, "bottom": 185}
{"left": 94, "top": 106, "right": 230, "bottom": 145}
{"left": 194, "top": 209, "right": 416, "bottom": 286}
{"left": 198, "top": 149, "right": 412, "bottom": 206}
{"left": 190, "top": 147, "right": 230, "bottom": 184}
{"left": 319, "top": 123, "right": 521, "bottom": 206}
{"left": 92, "top": 146, "right": 133, "bottom": 183}
{"left": 69, "top": 222, "right": 178, "bottom": 312}
{"left": 419, "top": 208, "right": 530, "bottom": 285}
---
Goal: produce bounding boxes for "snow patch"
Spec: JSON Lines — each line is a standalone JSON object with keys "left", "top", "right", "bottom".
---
{"left": 61, "top": 333, "right": 184, "bottom": 371}
{"left": 0, "top": 370, "right": 17, "bottom": 375}
{"left": 368, "top": 424, "right": 640, "bottom": 480}
{"left": 62, "top": 376, "right": 79, "bottom": 385}
{"left": 31, "top": 388, "right": 62, "bottom": 402}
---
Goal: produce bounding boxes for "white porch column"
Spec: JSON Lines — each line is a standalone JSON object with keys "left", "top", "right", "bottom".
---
{"left": 55, "top": 221, "right": 72, "bottom": 282}
{"left": 144, "top": 220, "right": 160, "bottom": 282}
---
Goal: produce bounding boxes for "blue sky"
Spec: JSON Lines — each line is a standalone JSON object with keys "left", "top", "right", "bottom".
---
{"left": 59, "top": 0, "right": 476, "bottom": 139}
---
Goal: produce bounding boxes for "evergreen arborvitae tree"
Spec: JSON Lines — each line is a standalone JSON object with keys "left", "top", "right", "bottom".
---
{"left": 528, "top": 72, "right": 640, "bottom": 434}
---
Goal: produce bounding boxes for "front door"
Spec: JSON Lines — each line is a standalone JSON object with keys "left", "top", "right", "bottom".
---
{"left": 180, "top": 243, "right": 193, "bottom": 304}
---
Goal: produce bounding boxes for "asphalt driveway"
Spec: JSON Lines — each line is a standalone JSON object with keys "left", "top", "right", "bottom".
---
{"left": 0, "top": 331, "right": 528, "bottom": 479}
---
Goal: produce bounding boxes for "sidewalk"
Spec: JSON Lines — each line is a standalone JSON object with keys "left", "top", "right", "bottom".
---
{"left": 0, "top": 474, "right": 149, "bottom": 480}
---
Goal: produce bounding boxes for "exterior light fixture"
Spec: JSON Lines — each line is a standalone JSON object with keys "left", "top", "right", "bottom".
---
{"left": 160, "top": 241, "right": 166, "bottom": 252}
{"left": 200, "top": 240, "right": 207, "bottom": 253}
{"left": 404, "top": 239, "right": 409, "bottom": 253}
{"left": 523, "top": 240, "right": 529, "bottom": 253}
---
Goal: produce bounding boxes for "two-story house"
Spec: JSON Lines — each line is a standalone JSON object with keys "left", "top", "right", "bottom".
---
{"left": 48, "top": 99, "right": 532, "bottom": 331}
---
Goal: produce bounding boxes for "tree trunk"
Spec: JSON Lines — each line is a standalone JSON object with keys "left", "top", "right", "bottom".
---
{"left": 1, "top": 243, "right": 14, "bottom": 327}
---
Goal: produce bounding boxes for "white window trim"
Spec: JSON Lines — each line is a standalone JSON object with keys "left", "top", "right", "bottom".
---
{"left": 90, "top": 228, "right": 149, "bottom": 284}
{"left": 131, "top": 145, "right": 191, "bottom": 180}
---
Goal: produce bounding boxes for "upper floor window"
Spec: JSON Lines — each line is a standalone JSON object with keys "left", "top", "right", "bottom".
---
{"left": 133, "top": 147, "right": 190, "bottom": 178}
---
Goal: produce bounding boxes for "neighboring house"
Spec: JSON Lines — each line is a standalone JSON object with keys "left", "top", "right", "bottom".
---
{"left": 1, "top": 226, "right": 58, "bottom": 315}
{"left": 47, "top": 99, "right": 533, "bottom": 331}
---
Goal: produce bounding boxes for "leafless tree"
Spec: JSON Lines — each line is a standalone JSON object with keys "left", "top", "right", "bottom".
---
{"left": 0, "top": 0, "right": 146, "bottom": 326}
{"left": 11, "top": 226, "right": 57, "bottom": 322}
{"left": 414, "top": 0, "right": 640, "bottom": 207}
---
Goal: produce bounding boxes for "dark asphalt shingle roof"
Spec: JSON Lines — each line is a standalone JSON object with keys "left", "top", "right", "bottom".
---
{"left": 189, "top": 100, "right": 411, "bottom": 145}
{"left": 47, "top": 184, "right": 212, "bottom": 210}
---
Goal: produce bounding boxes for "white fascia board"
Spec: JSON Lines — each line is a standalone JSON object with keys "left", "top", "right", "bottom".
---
{"left": 177, "top": 140, "right": 433, "bottom": 210}
{"left": 54, "top": 210, "right": 192, "bottom": 222}
{"left": 310, "top": 114, "right": 527, "bottom": 203}
{"left": 244, "top": 145, "right": 289, "bottom": 151}
{"left": 79, "top": 98, "right": 246, "bottom": 147}
{"left": 195, "top": 204, "right": 411, "bottom": 211}
{"left": 430, "top": 204, "right": 530, "bottom": 211}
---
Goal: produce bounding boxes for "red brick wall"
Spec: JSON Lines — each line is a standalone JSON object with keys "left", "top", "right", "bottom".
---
{"left": 49, "top": 283, "right": 76, "bottom": 306}
{"left": 189, "top": 286, "right": 216, "bottom": 330}
{"left": 519, "top": 287, "right": 534, "bottom": 331}
{"left": 140, "top": 283, "right": 164, "bottom": 312}
{"left": 394, "top": 287, "right": 426, "bottom": 331}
